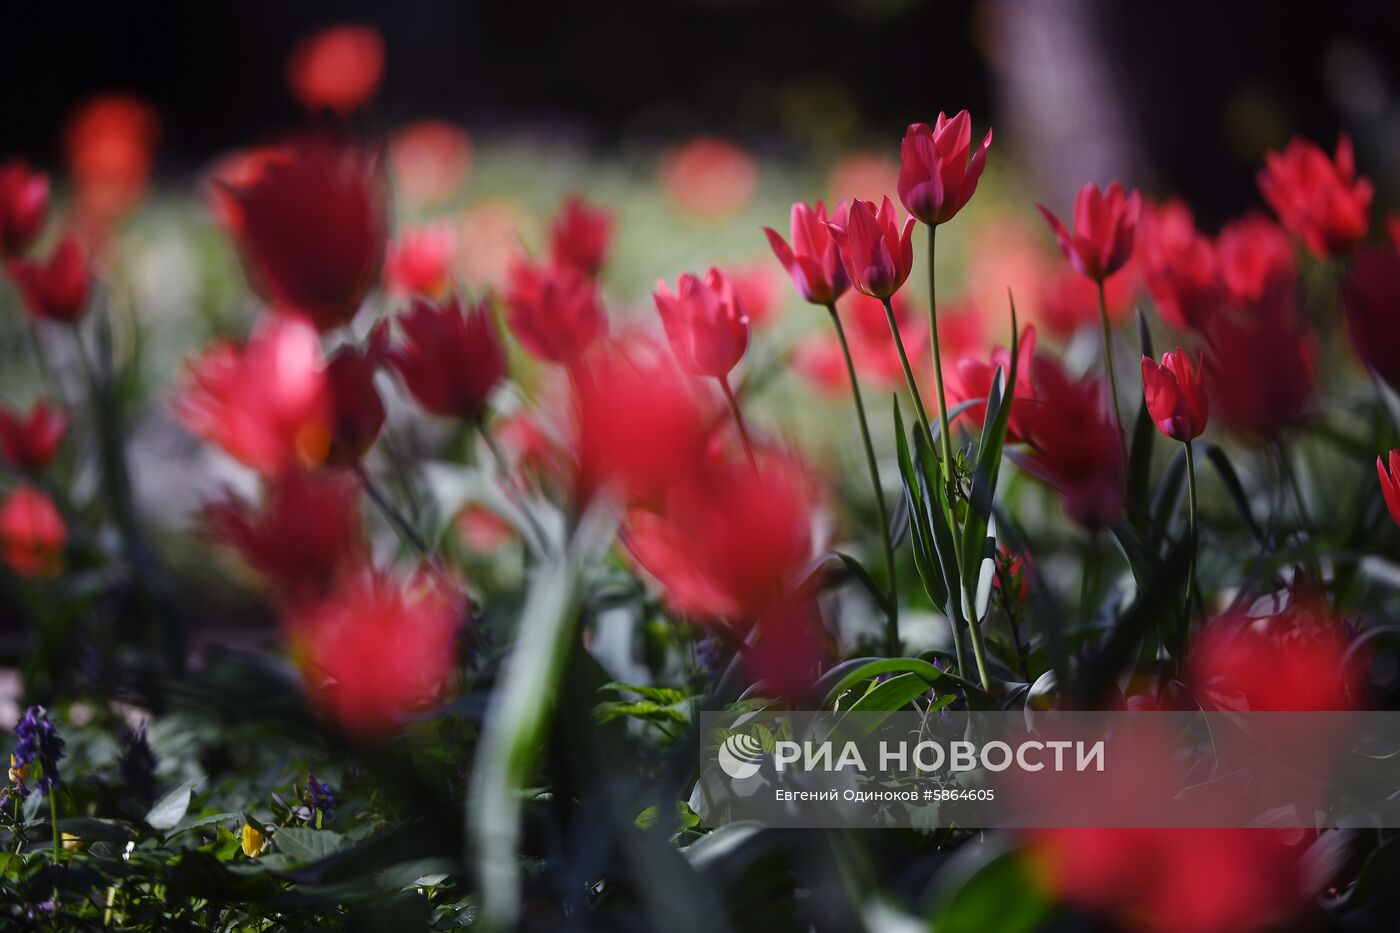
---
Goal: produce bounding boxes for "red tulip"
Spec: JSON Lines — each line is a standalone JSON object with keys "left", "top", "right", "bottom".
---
{"left": 1191, "top": 604, "right": 1354, "bottom": 711}
{"left": 1035, "top": 828, "right": 1308, "bottom": 933}
{"left": 389, "top": 296, "right": 507, "bottom": 420}
{"left": 64, "top": 94, "right": 159, "bottom": 237}
{"left": 549, "top": 195, "right": 613, "bottom": 276}
{"left": 1138, "top": 200, "right": 1223, "bottom": 331}
{"left": 505, "top": 259, "right": 607, "bottom": 366}
{"left": 0, "top": 403, "right": 66, "bottom": 471}
{"left": 323, "top": 327, "right": 387, "bottom": 465}
{"left": 286, "top": 24, "right": 385, "bottom": 116}
{"left": 1378, "top": 449, "right": 1400, "bottom": 528}
{"left": 1258, "top": 135, "right": 1372, "bottom": 259}
{"left": 384, "top": 225, "right": 456, "bottom": 298}
{"left": 0, "top": 485, "right": 65, "bottom": 579}
{"left": 764, "top": 200, "right": 850, "bottom": 305}
{"left": 1038, "top": 182, "right": 1141, "bottom": 282}
{"left": 625, "top": 446, "right": 816, "bottom": 621}
{"left": 1141, "top": 349, "right": 1209, "bottom": 442}
{"left": 290, "top": 569, "right": 461, "bottom": 735}
{"left": 573, "top": 340, "right": 713, "bottom": 507}
{"left": 825, "top": 197, "right": 915, "bottom": 299}
{"left": 1216, "top": 213, "right": 1295, "bottom": 309}
{"left": 1342, "top": 247, "right": 1400, "bottom": 391}
{"left": 203, "top": 468, "right": 364, "bottom": 600}
{"left": 1204, "top": 294, "right": 1315, "bottom": 439}
{"left": 7, "top": 237, "right": 90, "bottom": 323}
{"left": 221, "top": 139, "right": 388, "bottom": 332}
{"left": 947, "top": 325, "right": 1036, "bottom": 442}
{"left": 897, "top": 111, "right": 992, "bottom": 226}
{"left": 0, "top": 160, "right": 49, "bottom": 257}
{"left": 1019, "top": 356, "right": 1124, "bottom": 529}
{"left": 654, "top": 268, "right": 750, "bottom": 378}
{"left": 176, "top": 314, "right": 331, "bottom": 474}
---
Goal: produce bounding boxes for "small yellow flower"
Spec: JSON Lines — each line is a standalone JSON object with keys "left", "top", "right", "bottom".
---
{"left": 8, "top": 754, "right": 27, "bottom": 785}
{"left": 240, "top": 823, "right": 267, "bottom": 858}
{"left": 60, "top": 832, "right": 83, "bottom": 852}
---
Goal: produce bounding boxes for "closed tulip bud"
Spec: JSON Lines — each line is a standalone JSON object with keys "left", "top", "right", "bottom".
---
{"left": 763, "top": 200, "right": 850, "bottom": 305}
{"left": 1258, "top": 135, "right": 1372, "bottom": 260}
{"left": 653, "top": 268, "right": 750, "bottom": 378}
{"left": 897, "top": 111, "right": 992, "bottom": 226}
{"left": 222, "top": 139, "right": 388, "bottom": 332}
{"left": 7, "top": 237, "right": 90, "bottom": 323}
{"left": 324, "top": 326, "right": 387, "bottom": 465}
{"left": 825, "top": 196, "right": 916, "bottom": 299}
{"left": 505, "top": 259, "right": 607, "bottom": 366}
{"left": 0, "top": 485, "right": 66, "bottom": 579}
{"left": 0, "top": 402, "right": 67, "bottom": 471}
{"left": 1038, "top": 182, "right": 1141, "bottom": 282}
{"left": 1378, "top": 450, "right": 1400, "bottom": 529}
{"left": 389, "top": 296, "right": 507, "bottom": 420}
{"left": 549, "top": 195, "right": 613, "bottom": 276}
{"left": 1141, "top": 349, "right": 1209, "bottom": 442}
{"left": 1342, "top": 248, "right": 1400, "bottom": 392}
{"left": 0, "top": 160, "right": 49, "bottom": 257}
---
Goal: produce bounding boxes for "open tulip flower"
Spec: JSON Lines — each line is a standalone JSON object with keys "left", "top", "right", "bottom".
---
{"left": 1258, "top": 134, "right": 1372, "bottom": 259}
{"left": 764, "top": 200, "right": 850, "bottom": 305}
{"left": 897, "top": 110, "right": 991, "bottom": 226}
{"left": 505, "top": 258, "right": 608, "bottom": 366}
{"left": 1379, "top": 449, "right": 1400, "bottom": 529}
{"left": 1038, "top": 182, "right": 1141, "bottom": 283}
{"left": 389, "top": 295, "right": 507, "bottom": 421}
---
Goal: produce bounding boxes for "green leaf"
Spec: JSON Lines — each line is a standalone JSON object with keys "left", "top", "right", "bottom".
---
{"left": 914, "top": 423, "right": 965, "bottom": 625}
{"left": 274, "top": 827, "right": 349, "bottom": 864}
{"left": 597, "top": 682, "right": 691, "bottom": 706}
{"left": 895, "top": 397, "right": 948, "bottom": 611}
{"left": 926, "top": 845, "right": 1051, "bottom": 933}
{"left": 820, "top": 657, "right": 984, "bottom": 708}
{"left": 1127, "top": 309, "right": 1158, "bottom": 533}
{"left": 1202, "top": 442, "right": 1265, "bottom": 544}
{"left": 146, "top": 781, "right": 197, "bottom": 831}
{"left": 959, "top": 297, "right": 1020, "bottom": 621}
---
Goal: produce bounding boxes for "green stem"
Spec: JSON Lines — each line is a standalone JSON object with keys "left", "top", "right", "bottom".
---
{"left": 1095, "top": 280, "right": 1126, "bottom": 450}
{"left": 879, "top": 297, "right": 934, "bottom": 447}
{"left": 928, "top": 227, "right": 985, "bottom": 690}
{"left": 477, "top": 417, "right": 551, "bottom": 554}
{"left": 719, "top": 376, "right": 758, "bottom": 467}
{"left": 926, "top": 225, "right": 957, "bottom": 490}
{"left": 1184, "top": 439, "right": 1198, "bottom": 642}
{"left": 826, "top": 303, "right": 899, "bottom": 657}
{"left": 353, "top": 463, "right": 434, "bottom": 561}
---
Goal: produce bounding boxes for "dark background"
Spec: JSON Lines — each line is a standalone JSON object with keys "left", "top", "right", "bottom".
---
{"left": 3, "top": 0, "right": 1398, "bottom": 224}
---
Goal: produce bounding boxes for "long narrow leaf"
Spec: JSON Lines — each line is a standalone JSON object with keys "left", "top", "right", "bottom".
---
{"left": 1127, "top": 308, "right": 1157, "bottom": 533}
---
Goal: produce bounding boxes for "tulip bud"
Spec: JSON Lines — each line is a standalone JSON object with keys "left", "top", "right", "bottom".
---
{"left": 897, "top": 111, "right": 991, "bottom": 226}
{"left": 1141, "top": 349, "right": 1209, "bottom": 442}
{"left": 653, "top": 268, "right": 750, "bottom": 379}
